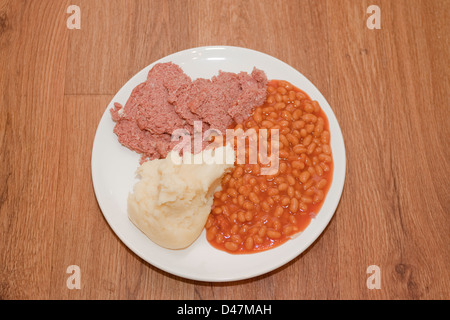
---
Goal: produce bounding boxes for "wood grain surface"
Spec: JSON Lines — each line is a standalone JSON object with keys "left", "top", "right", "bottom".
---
{"left": 0, "top": 0, "right": 448, "bottom": 300}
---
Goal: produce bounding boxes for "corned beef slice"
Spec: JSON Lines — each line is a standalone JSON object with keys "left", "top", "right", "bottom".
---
{"left": 110, "top": 62, "right": 267, "bottom": 162}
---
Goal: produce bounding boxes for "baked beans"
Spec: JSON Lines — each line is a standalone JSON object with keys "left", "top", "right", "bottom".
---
{"left": 205, "top": 80, "right": 334, "bottom": 253}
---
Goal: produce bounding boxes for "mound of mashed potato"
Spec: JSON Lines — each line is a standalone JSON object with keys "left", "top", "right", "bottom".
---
{"left": 128, "top": 145, "right": 235, "bottom": 249}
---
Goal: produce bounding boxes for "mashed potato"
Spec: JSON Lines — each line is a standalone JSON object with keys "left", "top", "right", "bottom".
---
{"left": 128, "top": 145, "right": 235, "bottom": 249}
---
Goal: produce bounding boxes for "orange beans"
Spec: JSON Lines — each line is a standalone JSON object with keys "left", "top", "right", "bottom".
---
{"left": 289, "top": 198, "right": 299, "bottom": 213}
{"left": 206, "top": 79, "right": 333, "bottom": 254}
{"left": 299, "top": 171, "right": 311, "bottom": 183}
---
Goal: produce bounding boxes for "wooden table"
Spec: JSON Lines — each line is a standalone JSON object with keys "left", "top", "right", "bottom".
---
{"left": 0, "top": 0, "right": 448, "bottom": 300}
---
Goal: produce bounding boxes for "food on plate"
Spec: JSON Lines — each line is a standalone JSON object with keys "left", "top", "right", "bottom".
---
{"left": 205, "top": 80, "right": 333, "bottom": 253}
{"left": 110, "top": 62, "right": 334, "bottom": 253}
{"left": 128, "top": 145, "right": 235, "bottom": 250}
{"left": 111, "top": 62, "right": 267, "bottom": 163}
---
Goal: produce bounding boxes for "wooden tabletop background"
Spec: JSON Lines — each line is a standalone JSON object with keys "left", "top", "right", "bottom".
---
{"left": 0, "top": 0, "right": 448, "bottom": 300}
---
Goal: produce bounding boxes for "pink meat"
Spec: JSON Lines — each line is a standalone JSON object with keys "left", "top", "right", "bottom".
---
{"left": 111, "top": 62, "right": 267, "bottom": 163}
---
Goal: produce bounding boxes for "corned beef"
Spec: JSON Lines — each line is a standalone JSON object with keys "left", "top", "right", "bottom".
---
{"left": 111, "top": 62, "right": 267, "bottom": 163}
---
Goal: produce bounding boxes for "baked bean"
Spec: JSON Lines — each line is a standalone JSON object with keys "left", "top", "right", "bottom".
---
{"left": 313, "top": 190, "right": 324, "bottom": 203}
{"left": 319, "top": 154, "right": 332, "bottom": 163}
{"left": 225, "top": 241, "right": 238, "bottom": 251}
{"left": 289, "top": 198, "right": 299, "bottom": 213}
{"left": 280, "top": 196, "right": 291, "bottom": 207}
{"left": 296, "top": 91, "right": 306, "bottom": 100}
{"left": 258, "top": 226, "right": 267, "bottom": 237}
{"left": 314, "top": 122, "right": 324, "bottom": 135}
{"left": 322, "top": 144, "right": 331, "bottom": 155}
{"left": 238, "top": 185, "right": 250, "bottom": 196}
{"left": 279, "top": 120, "right": 290, "bottom": 127}
{"left": 279, "top": 80, "right": 292, "bottom": 90}
{"left": 261, "top": 201, "right": 270, "bottom": 212}
{"left": 293, "top": 109, "right": 303, "bottom": 120}
{"left": 220, "top": 193, "right": 228, "bottom": 202}
{"left": 303, "top": 179, "right": 315, "bottom": 191}
{"left": 249, "top": 192, "right": 260, "bottom": 204}
{"left": 279, "top": 134, "right": 290, "bottom": 148}
{"left": 275, "top": 93, "right": 283, "bottom": 102}
{"left": 321, "top": 131, "right": 330, "bottom": 144}
{"left": 215, "top": 233, "right": 224, "bottom": 244}
{"left": 272, "top": 218, "right": 281, "bottom": 231}
{"left": 267, "top": 230, "right": 281, "bottom": 239}
{"left": 293, "top": 144, "right": 307, "bottom": 154}
{"left": 292, "top": 160, "right": 305, "bottom": 170}
{"left": 279, "top": 149, "right": 289, "bottom": 158}
{"left": 274, "top": 102, "right": 286, "bottom": 110}
{"left": 319, "top": 162, "right": 330, "bottom": 172}
{"left": 304, "top": 102, "right": 315, "bottom": 114}
{"left": 274, "top": 206, "right": 284, "bottom": 218}
{"left": 286, "top": 175, "right": 296, "bottom": 186}
{"left": 261, "top": 120, "right": 274, "bottom": 128}
{"left": 281, "top": 110, "right": 293, "bottom": 121}
{"left": 300, "top": 128, "right": 307, "bottom": 137}
{"left": 253, "top": 112, "right": 263, "bottom": 123}
{"left": 303, "top": 135, "right": 312, "bottom": 146}
{"left": 316, "top": 179, "right": 328, "bottom": 190}
{"left": 299, "top": 171, "right": 311, "bottom": 183}
{"left": 315, "top": 164, "right": 324, "bottom": 177}
{"left": 312, "top": 101, "right": 320, "bottom": 113}
{"left": 277, "top": 86, "right": 287, "bottom": 95}
{"left": 305, "top": 124, "right": 315, "bottom": 133}
{"left": 286, "top": 133, "right": 300, "bottom": 145}
{"left": 254, "top": 235, "right": 263, "bottom": 244}
{"left": 239, "top": 224, "right": 249, "bottom": 234}
{"left": 222, "top": 174, "right": 231, "bottom": 185}
{"left": 233, "top": 166, "right": 244, "bottom": 178}
{"left": 283, "top": 224, "right": 294, "bottom": 235}
{"left": 279, "top": 162, "right": 287, "bottom": 173}
{"left": 267, "top": 187, "right": 279, "bottom": 196}
{"left": 227, "top": 188, "right": 238, "bottom": 197}
{"left": 267, "top": 86, "right": 276, "bottom": 94}
{"left": 287, "top": 186, "right": 295, "bottom": 198}
{"left": 274, "top": 176, "right": 285, "bottom": 184}
{"left": 289, "top": 90, "right": 296, "bottom": 101}
{"left": 245, "top": 236, "right": 254, "bottom": 250}
{"left": 206, "top": 227, "right": 217, "bottom": 241}
{"left": 246, "top": 120, "right": 256, "bottom": 128}
{"left": 307, "top": 142, "right": 317, "bottom": 154}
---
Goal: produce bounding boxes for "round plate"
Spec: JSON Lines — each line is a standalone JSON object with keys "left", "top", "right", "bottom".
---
{"left": 91, "top": 46, "right": 346, "bottom": 282}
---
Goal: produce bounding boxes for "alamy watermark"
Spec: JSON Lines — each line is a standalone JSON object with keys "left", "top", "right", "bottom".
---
{"left": 366, "top": 5, "right": 381, "bottom": 30}
{"left": 66, "top": 5, "right": 81, "bottom": 30}
{"left": 66, "top": 265, "right": 81, "bottom": 289}
{"left": 169, "top": 121, "right": 280, "bottom": 175}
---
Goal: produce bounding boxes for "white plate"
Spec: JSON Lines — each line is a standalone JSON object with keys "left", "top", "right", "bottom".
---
{"left": 91, "top": 46, "right": 346, "bottom": 282}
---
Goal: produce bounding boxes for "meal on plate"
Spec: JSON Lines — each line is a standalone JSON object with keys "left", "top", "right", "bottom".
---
{"left": 111, "top": 62, "right": 333, "bottom": 254}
